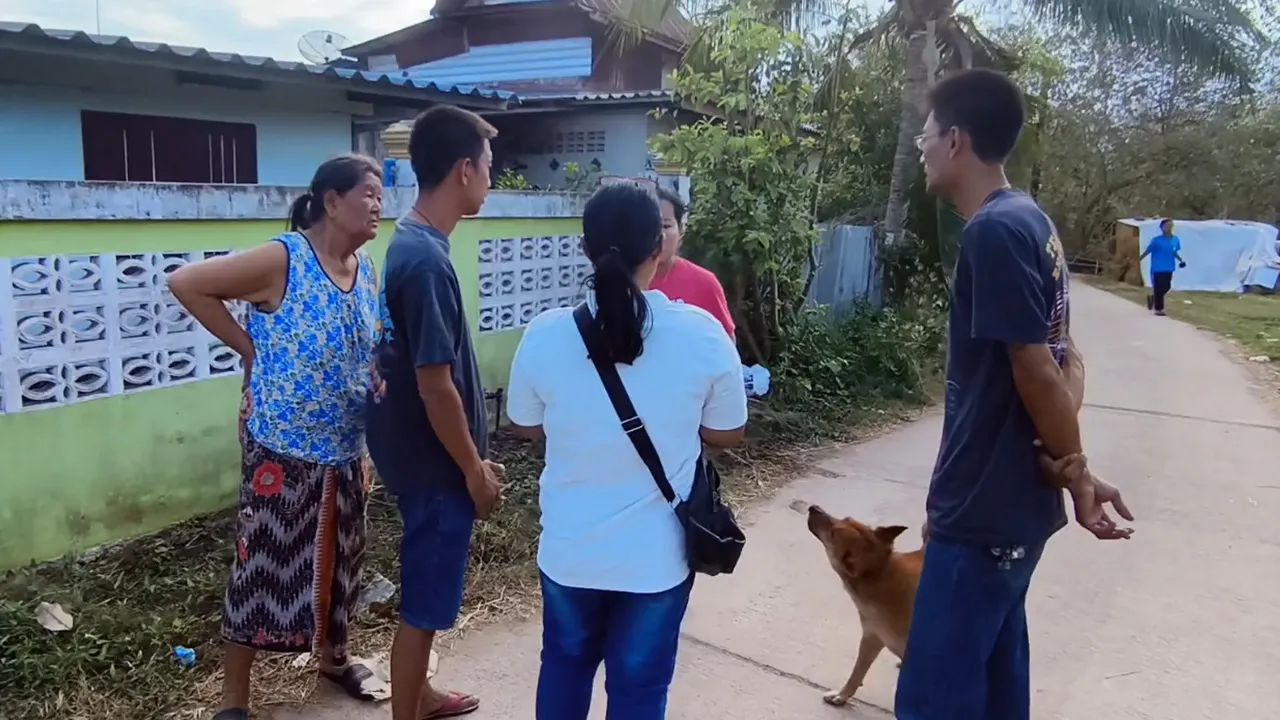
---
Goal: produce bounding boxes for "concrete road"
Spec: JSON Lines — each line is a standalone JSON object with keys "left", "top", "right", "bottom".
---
{"left": 271, "top": 284, "right": 1280, "bottom": 719}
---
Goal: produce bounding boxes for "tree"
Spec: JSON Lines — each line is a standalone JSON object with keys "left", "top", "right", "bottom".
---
{"left": 649, "top": 7, "right": 826, "bottom": 363}
{"left": 859, "top": 0, "right": 1268, "bottom": 245}
{"left": 616, "top": 0, "right": 1268, "bottom": 245}
{"left": 993, "top": 24, "right": 1280, "bottom": 261}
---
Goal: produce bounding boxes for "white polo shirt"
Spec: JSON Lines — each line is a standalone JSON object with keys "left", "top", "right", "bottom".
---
{"left": 506, "top": 290, "right": 749, "bottom": 593}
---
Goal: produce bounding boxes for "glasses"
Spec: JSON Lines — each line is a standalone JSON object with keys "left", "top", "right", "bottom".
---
{"left": 915, "top": 127, "right": 957, "bottom": 152}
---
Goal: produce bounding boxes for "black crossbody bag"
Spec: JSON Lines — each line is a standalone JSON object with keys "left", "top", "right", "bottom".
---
{"left": 572, "top": 304, "right": 746, "bottom": 576}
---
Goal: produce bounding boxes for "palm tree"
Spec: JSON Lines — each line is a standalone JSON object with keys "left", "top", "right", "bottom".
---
{"left": 863, "top": 0, "right": 1267, "bottom": 245}
{"left": 615, "top": 0, "right": 1267, "bottom": 244}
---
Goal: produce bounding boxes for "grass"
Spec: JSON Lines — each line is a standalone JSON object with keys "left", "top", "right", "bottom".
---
{"left": 0, "top": 386, "right": 938, "bottom": 720}
{"left": 1089, "top": 278, "right": 1280, "bottom": 359}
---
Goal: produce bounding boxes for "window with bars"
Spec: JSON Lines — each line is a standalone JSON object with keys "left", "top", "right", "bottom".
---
{"left": 80, "top": 110, "right": 259, "bottom": 184}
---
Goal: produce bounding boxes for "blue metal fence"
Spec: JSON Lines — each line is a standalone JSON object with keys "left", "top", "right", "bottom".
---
{"left": 805, "top": 224, "right": 881, "bottom": 316}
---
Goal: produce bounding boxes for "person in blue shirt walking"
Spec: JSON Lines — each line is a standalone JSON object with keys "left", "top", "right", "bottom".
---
{"left": 1140, "top": 219, "right": 1187, "bottom": 316}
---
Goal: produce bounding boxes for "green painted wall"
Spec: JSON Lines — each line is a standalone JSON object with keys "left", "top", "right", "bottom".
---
{"left": 0, "top": 215, "right": 581, "bottom": 568}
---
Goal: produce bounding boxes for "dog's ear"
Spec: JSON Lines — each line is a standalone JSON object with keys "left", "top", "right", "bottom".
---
{"left": 874, "top": 525, "right": 909, "bottom": 544}
{"left": 839, "top": 550, "right": 861, "bottom": 576}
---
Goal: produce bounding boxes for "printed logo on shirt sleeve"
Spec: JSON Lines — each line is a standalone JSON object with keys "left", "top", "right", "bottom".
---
{"left": 1045, "top": 233, "right": 1067, "bottom": 281}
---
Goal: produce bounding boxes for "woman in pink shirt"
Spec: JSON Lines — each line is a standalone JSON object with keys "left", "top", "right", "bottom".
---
{"left": 649, "top": 188, "right": 736, "bottom": 338}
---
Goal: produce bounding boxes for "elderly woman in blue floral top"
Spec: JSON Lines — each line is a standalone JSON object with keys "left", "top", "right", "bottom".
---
{"left": 168, "top": 154, "right": 384, "bottom": 720}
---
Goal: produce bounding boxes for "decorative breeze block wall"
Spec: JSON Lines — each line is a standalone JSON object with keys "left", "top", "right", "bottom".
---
{"left": 477, "top": 235, "right": 590, "bottom": 334}
{"left": 0, "top": 252, "right": 246, "bottom": 414}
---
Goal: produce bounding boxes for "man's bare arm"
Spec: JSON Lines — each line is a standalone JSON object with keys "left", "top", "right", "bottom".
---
{"left": 415, "top": 365, "right": 485, "bottom": 479}
{"left": 1063, "top": 337, "right": 1085, "bottom": 413}
{"left": 1010, "top": 343, "right": 1083, "bottom": 462}
{"left": 1036, "top": 338, "right": 1087, "bottom": 488}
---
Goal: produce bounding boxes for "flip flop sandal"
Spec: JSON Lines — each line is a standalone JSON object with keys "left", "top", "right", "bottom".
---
{"left": 420, "top": 691, "right": 480, "bottom": 719}
{"left": 320, "top": 662, "right": 388, "bottom": 702}
{"left": 213, "top": 710, "right": 249, "bottom": 720}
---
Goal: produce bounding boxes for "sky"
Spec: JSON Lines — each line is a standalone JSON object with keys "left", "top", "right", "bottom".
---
{"left": 0, "top": 0, "right": 442, "bottom": 61}
{"left": 2, "top": 0, "right": 1207, "bottom": 70}
{"left": 0, "top": 0, "right": 923, "bottom": 63}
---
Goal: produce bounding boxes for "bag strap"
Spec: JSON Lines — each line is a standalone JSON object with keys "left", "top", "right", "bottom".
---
{"left": 572, "top": 304, "right": 678, "bottom": 506}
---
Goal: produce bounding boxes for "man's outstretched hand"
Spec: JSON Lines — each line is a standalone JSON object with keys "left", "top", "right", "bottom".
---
{"left": 1038, "top": 447, "right": 1135, "bottom": 540}
{"left": 1067, "top": 466, "right": 1134, "bottom": 540}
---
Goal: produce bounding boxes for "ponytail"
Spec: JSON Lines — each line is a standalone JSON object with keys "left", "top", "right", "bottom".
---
{"left": 590, "top": 247, "right": 649, "bottom": 365}
{"left": 580, "top": 182, "right": 664, "bottom": 365}
{"left": 287, "top": 192, "right": 314, "bottom": 231}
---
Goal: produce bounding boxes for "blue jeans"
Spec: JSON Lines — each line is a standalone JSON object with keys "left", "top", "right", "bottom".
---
{"left": 895, "top": 538, "right": 1046, "bottom": 720}
{"left": 536, "top": 571, "right": 694, "bottom": 720}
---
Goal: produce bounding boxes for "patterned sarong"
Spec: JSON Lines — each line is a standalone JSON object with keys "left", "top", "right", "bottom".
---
{"left": 221, "top": 403, "right": 369, "bottom": 660}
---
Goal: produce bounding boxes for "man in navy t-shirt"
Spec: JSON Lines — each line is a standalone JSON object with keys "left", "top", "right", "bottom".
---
{"left": 896, "top": 69, "right": 1135, "bottom": 720}
{"left": 366, "top": 106, "right": 502, "bottom": 720}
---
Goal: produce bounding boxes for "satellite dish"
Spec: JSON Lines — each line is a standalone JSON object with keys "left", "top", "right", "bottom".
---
{"left": 298, "top": 30, "right": 351, "bottom": 65}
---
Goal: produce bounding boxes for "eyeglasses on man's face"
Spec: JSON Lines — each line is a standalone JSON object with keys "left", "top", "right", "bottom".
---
{"left": 915, "top": 126, "right": 957, "bottom": 152}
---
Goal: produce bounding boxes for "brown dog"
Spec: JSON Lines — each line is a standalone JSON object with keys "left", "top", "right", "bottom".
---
{"left": 805, "top": 504, "right": 922, "bottom": 706}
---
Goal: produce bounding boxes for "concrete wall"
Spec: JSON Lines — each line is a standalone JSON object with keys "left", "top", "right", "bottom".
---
{"left": 0, "top": 53, "right": 368, "bottom": 185}
{"left": 0, "top": 181, "right": 584, "bottom": 568}
{"left": 504, "top": 108, "right": 652, "bottom": 188}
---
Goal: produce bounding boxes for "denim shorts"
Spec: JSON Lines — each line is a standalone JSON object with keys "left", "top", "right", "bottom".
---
{"left": 895, "top": 538, "right": 1046, "bottom": 720}
{"left": 394, "top": 488, "right": 476, "bottom": 631}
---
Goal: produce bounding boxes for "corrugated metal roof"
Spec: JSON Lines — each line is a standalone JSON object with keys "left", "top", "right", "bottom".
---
{"left": 346, "top": 0, "right": 689, "bottom": 57}
{"left": 401, "top": 38, "right": 593, "bottom": 86}
{"left": 521, "top": 89, "right": 673, "bottom": 101}
{"left": 0, "top": 22, "right": 516, "bottom": 105}
{"left": 443, "top": 0, "right": 688, "bottom": 47}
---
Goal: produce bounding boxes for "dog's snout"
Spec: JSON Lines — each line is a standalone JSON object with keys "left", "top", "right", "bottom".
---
{"left": 805, "top": 504, "right": 831, "bottom": 537}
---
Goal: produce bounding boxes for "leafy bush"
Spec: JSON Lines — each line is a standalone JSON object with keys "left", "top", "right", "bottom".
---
{"left": 650, "top": 7, "right": 824, "bottom": 365}
{"left": 771, "top": 302, "right": 946, "bottom": 420}
{"left": 493, "top": 169, "right": 531, "bottom": 191}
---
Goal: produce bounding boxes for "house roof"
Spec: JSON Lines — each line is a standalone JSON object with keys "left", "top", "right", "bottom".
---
{"left": 400, "top": 37, "right": 594, "bottom": 87}
{"left": 487, "top": 89, "right": 682, "bottom": 114}
{"left": 344, "top": 0, "right": 690, "bottom": 57}
{"left": 0, "top": 22, "right": 516, "bottom": 108}
{"left": 520, "top": 89, "right": 675, "bottom": 103}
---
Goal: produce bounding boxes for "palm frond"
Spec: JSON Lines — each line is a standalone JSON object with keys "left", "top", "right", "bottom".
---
{"left": 851, "top": 5, "right": 904, "bottom": 49}
{"left": 1018, "top": 0, "right": 1263, "bottom": 80}
{"left": 948, "top": 14, "right": 1018, "bottom": 69}
{"left": 849, "top": 6, "right": 1016, "bottom": 72}
{"left": 601, "top": 0, "right": 688, "bottom": 58}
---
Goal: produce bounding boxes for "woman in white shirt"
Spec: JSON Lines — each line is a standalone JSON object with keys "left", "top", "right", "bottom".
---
{"left": 507, "top": 182, "right": 748, "bottom": 719}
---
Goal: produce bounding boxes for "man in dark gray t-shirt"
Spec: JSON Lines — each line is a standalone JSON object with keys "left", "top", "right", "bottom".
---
{"left": 365, "top": 105, "right": 501, "bottom": 720}
{"left": 367, "top": 219, "right": 488, "bottom": 497}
